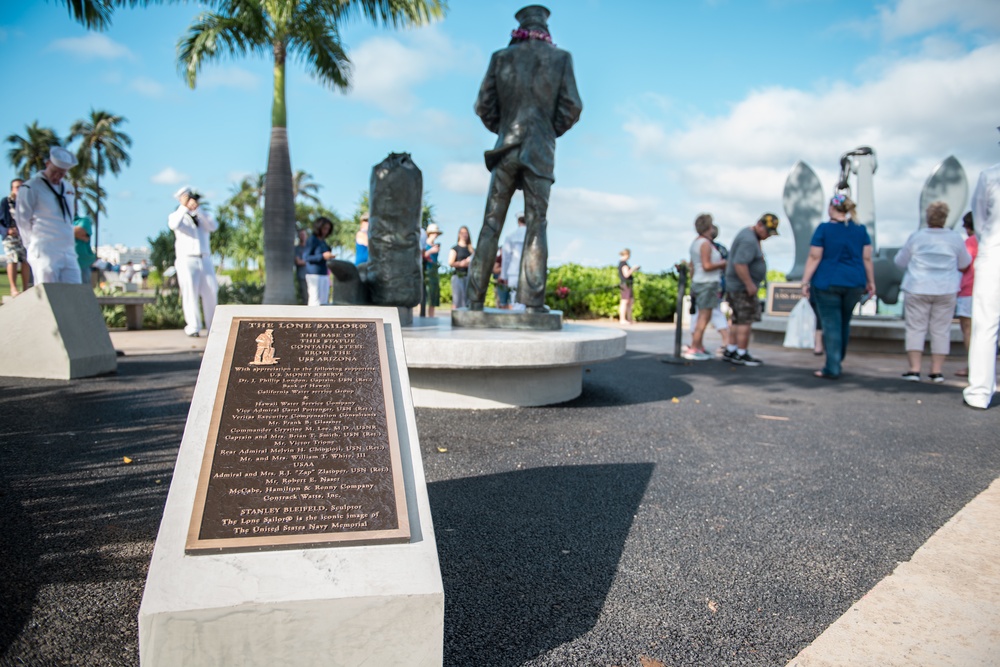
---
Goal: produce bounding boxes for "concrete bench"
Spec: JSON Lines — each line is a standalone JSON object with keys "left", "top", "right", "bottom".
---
{"left": 96, "top": 295, "right": 156, "bottom": 330}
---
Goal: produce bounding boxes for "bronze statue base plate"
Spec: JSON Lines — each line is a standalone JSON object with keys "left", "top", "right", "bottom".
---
{"left": 451, "top": 308, "right": 563, "bottom": 331}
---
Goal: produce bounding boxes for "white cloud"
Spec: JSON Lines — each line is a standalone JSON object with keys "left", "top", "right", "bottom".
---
{"left": 199, "top": 66, "right": 260, "bottom": 91}
{"left": 151, "top": 167, "right": 189, "bottom": 185}
{"left": 622, "top": 42, "right": 1000, "bottom": 264}
{"left": 879, "top": 0, "right": 1000, "bottom": 39}
{"left": 362, "top": 108, "right": 478, "bottom": 148}
{"left": 633, "top": 44, "right": 1000, "bottom": 167}
{"left": 49, "top": 34, "right": 132, "bottom": 60}
{"left": 348, "top": 26, "right": 481, "bottom": 114}
{"left": 131, "top": 76, "right": 165, "bottom": 98}
{"left": 440, "top": 162, "right": 489, "bottom": 195}
{"left": 551, "top": 187, "right": 656, "bottom": 223}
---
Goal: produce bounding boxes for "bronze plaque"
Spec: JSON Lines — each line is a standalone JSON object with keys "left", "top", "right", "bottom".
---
{"left": 766, "top": 282, "right": 805, "bottom": 316}
{"left": 186, "top": 317, "right": 410, "bottom": 554}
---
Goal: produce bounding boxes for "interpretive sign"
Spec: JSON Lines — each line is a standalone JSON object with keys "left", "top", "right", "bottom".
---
{"left": 186, "top": 317, "right": 409, "bottom": 554}
{"left": 766, "top": 282, "right": 805, "bottom": 316}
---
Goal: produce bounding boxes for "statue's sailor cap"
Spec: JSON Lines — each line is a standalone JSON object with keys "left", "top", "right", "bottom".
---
{"left": 515, "top": 5, "right": 550, "bottom": 31}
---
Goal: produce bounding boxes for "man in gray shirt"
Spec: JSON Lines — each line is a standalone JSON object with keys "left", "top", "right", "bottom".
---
{"left": 723, "top": 213, "right": 780, "bottom": 365}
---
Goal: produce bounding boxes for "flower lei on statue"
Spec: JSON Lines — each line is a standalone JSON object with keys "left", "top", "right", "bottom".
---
{"left": 511, "top": 28, "right": 553, "bottom": 44}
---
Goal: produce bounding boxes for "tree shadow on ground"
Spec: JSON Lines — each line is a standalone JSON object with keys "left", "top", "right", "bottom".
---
{"left": 429, "top": 463, "right": 654, "bottom": 666}
{"left": 0, "top": 355, "right": 198, "bottom": 664}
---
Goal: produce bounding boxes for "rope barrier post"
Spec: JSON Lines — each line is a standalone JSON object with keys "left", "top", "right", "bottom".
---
{"left": 661, "top": 263, "right": 688, "bottom": 364}
{"left": 674, "top": 263, "right": 687, "bottom": 358}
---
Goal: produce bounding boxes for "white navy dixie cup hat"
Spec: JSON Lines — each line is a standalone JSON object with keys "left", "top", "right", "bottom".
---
{"left": 173, "top": 185, "right": 193, "bottom": 201}
{"left": 49, "top": 146, "right": 78, "bottom": 170}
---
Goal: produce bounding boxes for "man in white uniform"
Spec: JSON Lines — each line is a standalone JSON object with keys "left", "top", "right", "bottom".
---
{"left": 168, "top": 186, "right": 218, "bottom": 337}
{"left": 964, "top": 143, "right": 1000, "bottom": 410}
{"left": 501, "top": 213, "right": 527, "bottom": 310}
{"left": 15, "top": 147, "right": 81, "bottom": 284}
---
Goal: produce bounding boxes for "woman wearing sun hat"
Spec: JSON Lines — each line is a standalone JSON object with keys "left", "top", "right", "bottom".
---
{"left": 801, "top": 193, "right": 875, "bottom": 379}
{"left": 423, "top": 223, "right": 443, "bottom": 317}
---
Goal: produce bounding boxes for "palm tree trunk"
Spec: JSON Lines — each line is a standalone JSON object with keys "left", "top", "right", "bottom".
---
{"left": 262, "top": 44, "right": 295, "bottom": 305}
{"left": 94, "top": 144, "right": 101, "bottom": 250}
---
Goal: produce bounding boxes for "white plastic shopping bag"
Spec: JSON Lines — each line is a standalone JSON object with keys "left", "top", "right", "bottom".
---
{"left": 783, "top": 298, "right": 816, "bottom": 349}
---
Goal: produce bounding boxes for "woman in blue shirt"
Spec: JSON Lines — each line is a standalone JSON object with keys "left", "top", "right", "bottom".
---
{"left": 303, "top": 217, "right": 334, "bottom": 306}
{"left": 801, "top": 194, "right": 875, "bottom": 379}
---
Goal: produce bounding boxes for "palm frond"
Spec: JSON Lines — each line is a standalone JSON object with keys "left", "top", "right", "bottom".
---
{"left": 288, "top": 8, "right": 351, "bottom": 90}
{"left": 326, "top": 0, "right": 447, "bottom": 29}
{"left": 5, "top": 122, "right": 63, "bottom": 179}
{"left": 63, "top": 0, "right": 115, "bottom": 30}
{"left": 177, "top": 5, "right": 270, "bottom": 88}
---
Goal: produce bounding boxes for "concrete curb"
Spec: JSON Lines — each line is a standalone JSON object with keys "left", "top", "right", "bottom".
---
{"left": 787, "top": 477, "right": 1000, "bottom": 667}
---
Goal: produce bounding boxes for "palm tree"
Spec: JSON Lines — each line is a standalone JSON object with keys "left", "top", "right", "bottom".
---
{"left": 178, "top": 0, "right": 446, "bottom": 304}
{"left": 231, "top": 173, "right": 266, "bottom": 211}
{"left": 6, "top": 122, "right": 63, "bottom": 179}
{"left": 69, "top": 109, "right": 132, "bottom": 249}
{"left": 292, "top": 170, "right": 321, "bottom": 204}
{"left": 75, "top": 174, "right": 108, "bottom": 220}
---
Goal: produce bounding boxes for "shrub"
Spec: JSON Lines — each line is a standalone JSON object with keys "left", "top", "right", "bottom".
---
{"left": 219, "top": 281, "right": 265, "bottom": 305}
{"left": 633, "top": 272, "right": 678, "bottom": 321}
{"left": 97, "top": 280, "right": 264, "bottom": 330}
{"left": 142, "top": 289, "right": 185, "bottom": 329}
{"left": 435, "top": 270, "right": 452, "bottom": 305}
{"left": 95, "top": 286, "right": 127, "bottom": 328}
{"left": 545, "top": 264, "right": 618, "bottom": 318}
{"left": 223, "top": 268, "right": 265, "bottom": 286}
{"left": 437, "top": 272, "right": 498, "bottom": 307}
{"left": 147, "top": 268, "right": 164, "bottom": 289}
{"left": 542, "top": 263, "right": 679, "bottom": 321}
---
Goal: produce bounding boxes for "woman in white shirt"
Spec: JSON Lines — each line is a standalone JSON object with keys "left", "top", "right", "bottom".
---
{"left": 685, "top": 214, "right": 727, "bottom": 360}
{"left": 895, "top": 201, "right": 972, "bottom": 382}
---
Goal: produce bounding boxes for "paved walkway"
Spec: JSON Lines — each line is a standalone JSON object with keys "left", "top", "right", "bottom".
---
{"left": 105, "top": 319, "right": 1000, "bottom": 666}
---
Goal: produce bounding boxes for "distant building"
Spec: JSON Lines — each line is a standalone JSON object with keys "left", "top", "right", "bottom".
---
{"left": 97, "top": 244, "right": 150, "bottom": 267}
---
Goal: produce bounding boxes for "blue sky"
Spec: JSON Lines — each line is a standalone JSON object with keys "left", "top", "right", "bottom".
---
{"left": 2, "top": 0, "right": 999, "bottom": 273}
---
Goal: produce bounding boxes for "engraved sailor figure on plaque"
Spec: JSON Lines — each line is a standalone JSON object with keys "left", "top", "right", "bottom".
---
{"left": 250, "top": 328, "right": 279, "bottom": 365}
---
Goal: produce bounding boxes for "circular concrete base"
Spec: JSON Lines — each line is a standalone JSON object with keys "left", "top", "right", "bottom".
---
{"left": 401, "top": 319, "right": 627, "bottom": 408}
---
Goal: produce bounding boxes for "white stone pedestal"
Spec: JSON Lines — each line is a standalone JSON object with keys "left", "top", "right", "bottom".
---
{"left": 139, "top": 305, "right": 443, "bottom": 667}
{"left": 0, "top": 283, "right": 116, "bottom": 379}
{"left": 402, "top": 318, "right": 627, "bottom": 409}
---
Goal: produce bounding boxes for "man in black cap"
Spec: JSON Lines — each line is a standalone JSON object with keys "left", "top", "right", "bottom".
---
{"left": 466, "top": 5, "right": 583, "bottom": 312}
{"left": 723, "top": 213, "right": 780, "bottom": 366}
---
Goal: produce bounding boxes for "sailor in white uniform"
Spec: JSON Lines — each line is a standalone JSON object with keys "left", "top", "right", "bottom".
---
{"left": 964, "top": 147, "right": 1000, "bottom": 410}
{"left": 15, "top": 146, "right": 81, "bottom": 284}
{"left": 168, "top": 186, "right": 218, "bottom": 337}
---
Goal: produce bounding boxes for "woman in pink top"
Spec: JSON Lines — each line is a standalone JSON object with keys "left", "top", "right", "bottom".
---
{"left": 955, "top": 212, "right": 978, "bottom": 377}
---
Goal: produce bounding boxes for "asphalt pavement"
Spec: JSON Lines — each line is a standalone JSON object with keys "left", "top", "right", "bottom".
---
{"left": 0, "top": 321, "right": 997, "bottom": 666}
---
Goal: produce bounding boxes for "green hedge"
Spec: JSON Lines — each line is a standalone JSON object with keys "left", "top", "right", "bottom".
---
{"left": 436, "top": 263, "right": 679, "bottom": 321}
{"left": 99, "top": 264, "right": 680, "bottom": 327}
{"left": 98, "top": 280, "right": 265, "bottom": 330}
